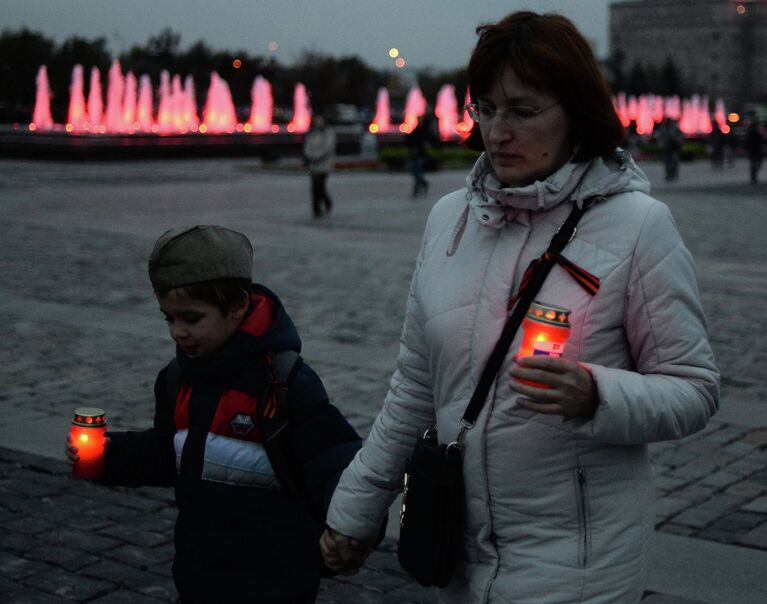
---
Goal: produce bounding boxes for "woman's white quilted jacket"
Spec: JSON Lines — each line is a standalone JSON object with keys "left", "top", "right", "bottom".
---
{"left": 327, "top": 151, "right": 720, "bottom": 603}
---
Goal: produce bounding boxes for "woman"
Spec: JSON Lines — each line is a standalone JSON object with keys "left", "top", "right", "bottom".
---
{"left": 321, "top": 11, "right": 719, "bottom": 603}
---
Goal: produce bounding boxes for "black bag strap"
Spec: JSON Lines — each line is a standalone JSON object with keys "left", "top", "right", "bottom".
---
{"left": 455, "top": 197, "right": 599, "bottom": 444}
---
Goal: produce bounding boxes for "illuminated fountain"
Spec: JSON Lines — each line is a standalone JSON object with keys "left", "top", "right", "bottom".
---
{"left": 183, "top": 75, "right": 199, "bottom": 132}
{"left": 123, "top": 72, "right": 137, "bottom": 130}
{"left": 136, "top": 74, "right": 154, "bottom": 132}
{"left": 67, "top": 65, "right": 87, "bottom": 132}
{"left": 369, "top": 87, "right": 391, "bottom": 133}
{"left": 455, "top": 87, "right": 472, "bottom": 139}
{"left": 614, "top": 92, "right": 722, "bottom": 136}
{"left": 202, "top": 72, "right": 237, "bottom": 133}
{"left": 435, "top": 84, "right": 458, "bottom": 140}
{"left": 156, "top": 70, "right": 173, "bottom": 133}
{"left": 87, "top": 67, "right": 103, "bottom": 131}
{"left": 104, "top": 60, "right": 125, "bottom": 132}
{"left": 287, "top": 83, "right": 311, "bottom": 133}
{"left": 31, "top": 66, "right": 54, "bottom": 131}
{"left": 400, "top": 86, "right": 426, "bottom": 133}
{"left": 249, "top": 75, "right": 273, "bottom": 133}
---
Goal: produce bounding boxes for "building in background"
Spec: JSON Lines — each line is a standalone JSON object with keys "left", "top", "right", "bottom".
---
{"left": 610, "top": 0, "right": 767, "bottom": 109}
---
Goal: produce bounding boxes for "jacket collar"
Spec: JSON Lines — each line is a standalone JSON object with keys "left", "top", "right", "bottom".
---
{"left": 464, "top": 149, "right": 651, "bottom": 230}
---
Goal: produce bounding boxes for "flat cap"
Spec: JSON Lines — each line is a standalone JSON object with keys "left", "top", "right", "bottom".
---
{"left": 148, "top": 225, "right": 253, "bottom": 291}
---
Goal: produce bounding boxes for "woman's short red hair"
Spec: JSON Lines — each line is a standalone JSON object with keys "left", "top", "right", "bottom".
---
{"left": 465, "top": 11, "right": 625, "bottom": 161}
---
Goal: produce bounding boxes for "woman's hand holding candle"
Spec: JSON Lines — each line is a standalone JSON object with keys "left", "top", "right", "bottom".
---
{"left": 509, "top": 356, "right": 598, "bottom": 419}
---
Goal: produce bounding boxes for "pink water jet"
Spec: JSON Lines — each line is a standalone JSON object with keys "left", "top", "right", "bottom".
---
{"left": 123, "top": 72, "right": 137, "bottom": 130}
{"left": 67, "top": 65, "right": 87, "bottom": 132}
{"left": 249, "top": 75, "right": 273, "bottom": 133}
{"left": 635, "top": 95, "right": 654, "bottom": 136}
{"left": 183, "top": 75, "right": 200, "bottom": 131}
{"left": 455, "top": 87, "right": 472, "bottom": 139}
{"left": 87, "top": 66, "right": 103, "bottom": 131}
{"left": 714, "top": 98, "right": 727, "bottom": 129}
{"left": 31, "top": 65, "right": 54, "bottom": 131}
{"left": 104, "top": 60, "right": 125, "bottom": 132}
{"left": 202, "top": 72, "right": 237, "bottom": 133}
{"left": 435, "top": 84, "right": 458, "bottom": 140}
{"left": 369, "top": 87, "right": 391, "bottom": 133}
{"left": 136, "top": 74, "right": 154, "bottom": 132}
{"left": 288, "top": 83, "right": 311, "bottom": 133}
{"left": 400, "top": 86, "right": 426, "bottom": 133}
{"left": 156, "top": 71, "right": 173, "bottom": 134}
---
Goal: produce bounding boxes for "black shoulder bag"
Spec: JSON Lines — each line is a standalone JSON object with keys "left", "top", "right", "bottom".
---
{"left": 397, "top": 199, "right": 595, "bottom": 587}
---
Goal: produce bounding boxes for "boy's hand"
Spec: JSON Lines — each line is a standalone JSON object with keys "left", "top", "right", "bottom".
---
{"left": 65, "top": 434, "right": 111, "bottom": 467}
{"left": 319, "top": 527, "right": 373, "bottom": 575}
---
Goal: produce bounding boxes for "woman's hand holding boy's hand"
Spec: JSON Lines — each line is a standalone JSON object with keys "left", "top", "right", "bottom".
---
{"left": 509, "top": 356, "right": 598, "bottom": 419}
{"left": 319, "top": 527, "right": 373, "bottom": 575}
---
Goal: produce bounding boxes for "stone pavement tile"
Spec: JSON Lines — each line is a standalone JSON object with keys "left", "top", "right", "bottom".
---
{"left": 24, "top": 545, "right": 99, "bottom": 572}
{"left": 744, "top": 429, "right": 767, "bottom": 446}
{"left": 698, "top": 493, "right": 743, "bottom": 515}
{"left": 21, "top": 566, "right": 115, "bottom": 600}
{"left": 0, "top": 552, "right": 56, "bottom": 580}
{"left": 742, "top": 495, "right": 767, "bottom": 513}
{"left": 98, "top": 523, "right": 172, "bottom": 548}
{"left": 698, "top": 468, "right": 742, "bottom": 490}
{"left": 724, "top": 480, "right": 766, "bottom": 500}
{"left": 737, "top": 519, "right": 767, "bottom": 550}
{"left": 105, "top": 542, "right": 176, "bottom": 571}
{"left": 80, "top": 559, "right": 176, "bottom": 600}
{"left": 1, "top": 589, "right": 70, "bottom": 603}
{"left": 669, "top": 506, "right": 723, "bottom": 530}
{"left": 89, "top": 589, "right": 170, "bottom": 603}
{"left": 654, "top": 497, "right": 690, "bottom": 524}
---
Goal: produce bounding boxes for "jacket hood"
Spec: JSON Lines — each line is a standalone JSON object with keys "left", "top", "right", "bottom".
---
{"left": 464, "top": 148, "right": 651, "bottom": 230}
{"left": 177, "top": 283, "right": 301, "bottom": 379}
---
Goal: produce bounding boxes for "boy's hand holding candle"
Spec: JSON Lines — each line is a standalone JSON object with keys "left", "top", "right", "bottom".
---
{"left": 66, "top": 407, "right": 110, "bottom": 479}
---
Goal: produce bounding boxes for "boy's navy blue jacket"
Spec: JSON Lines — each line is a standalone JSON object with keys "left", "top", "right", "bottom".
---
{"left": 100, "top": 285, "right": 363, "bottom": 603}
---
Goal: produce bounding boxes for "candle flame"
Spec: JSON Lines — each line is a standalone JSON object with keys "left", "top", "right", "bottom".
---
{"left": 79, "top": 434, "right": 89, "bottom": 443}
{"left": 536, "top": 334, "right": 547, "bottom": 342}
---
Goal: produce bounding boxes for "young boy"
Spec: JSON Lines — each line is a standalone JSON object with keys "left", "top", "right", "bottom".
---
{"left": 67, "top": 225, "right": 363, "bottom": 603}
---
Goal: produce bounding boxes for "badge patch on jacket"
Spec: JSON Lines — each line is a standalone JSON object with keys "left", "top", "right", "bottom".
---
{"left": 230, "top": 413, "right": 255, "bottom": 436}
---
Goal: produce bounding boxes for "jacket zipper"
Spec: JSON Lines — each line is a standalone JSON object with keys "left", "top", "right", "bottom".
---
{"left": 576, "top": 467, "right": 590, "bottom": 568}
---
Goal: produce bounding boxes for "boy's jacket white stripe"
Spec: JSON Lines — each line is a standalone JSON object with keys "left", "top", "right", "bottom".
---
{"left": 174, "top": 430, "right": 280, "bottom": 489}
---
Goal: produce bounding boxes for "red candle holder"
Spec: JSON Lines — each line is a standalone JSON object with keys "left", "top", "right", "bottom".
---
{"left": 516, "top": 301, "right": 571, "bottom": 389}
{"left": 70, "top": 407, "right": 107, "bottom": 479}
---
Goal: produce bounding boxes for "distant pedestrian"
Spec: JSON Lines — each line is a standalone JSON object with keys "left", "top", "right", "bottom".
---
{"left": 744, "top": 116, "right": 764, "bottom": 185}
{"left": 709, "top": 124, "right": 725, "bottom": 170}
{"left": 303, "top": 115, "right": 336, "bottom": 217}
{"left": 66, "top": 225, "right": 363, "bottom": 603}
{"left": 406, "top": 114, "right": 434, "bottom": 198}
{"left": 660, "top": 118, "right": 683, "bottom": 182}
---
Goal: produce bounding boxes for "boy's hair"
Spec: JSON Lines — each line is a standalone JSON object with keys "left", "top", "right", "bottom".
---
{"left": 156, "top": 278, "right": 251, "bottom": 314}
{"left": 148, "top": 225, "right": 253, "bottom": 294}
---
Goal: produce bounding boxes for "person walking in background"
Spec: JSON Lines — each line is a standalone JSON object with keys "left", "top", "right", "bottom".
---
{"left": 660, "top": 117, "right": 683, "bottom": 182}
{"left": 709, "top": 123, "right": 725, "bottom": 170}
{"left": 320, "top": 11, "right": 718, "bottom": 603}
{"left": 406, "top": 114, "right": 434, "bottom": 198}
{"left": 744, "top": 115, "right": 764, "bottom": 185}
{"left": 303, "top": 115, "right": 336, "bottom": 217}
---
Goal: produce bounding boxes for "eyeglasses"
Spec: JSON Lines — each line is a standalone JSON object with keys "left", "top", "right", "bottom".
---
{"left": 465, "top": 100, "right": 560, "bottom": 127}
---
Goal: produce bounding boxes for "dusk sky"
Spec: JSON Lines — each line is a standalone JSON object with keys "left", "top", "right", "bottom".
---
{"left": 1, "top": 0, "right": 627, "bottom": 70}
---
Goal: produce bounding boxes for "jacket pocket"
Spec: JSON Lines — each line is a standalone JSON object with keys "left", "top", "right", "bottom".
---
{"left": 575, "top": 466, "right": 591, "bottom": 568}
